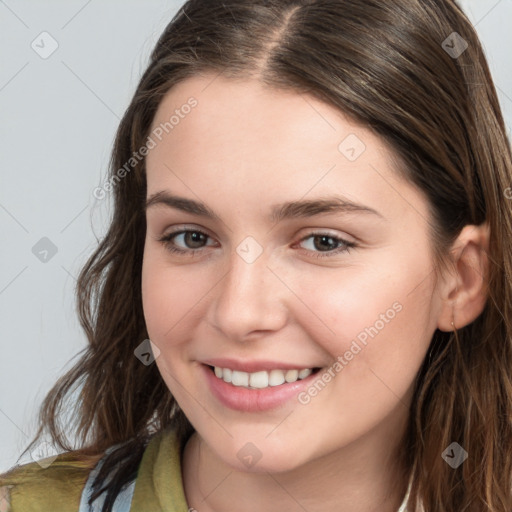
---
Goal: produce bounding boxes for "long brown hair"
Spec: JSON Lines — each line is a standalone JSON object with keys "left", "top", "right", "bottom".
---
{"left": 2, "top": 1, "right": 512, "bottom": 510}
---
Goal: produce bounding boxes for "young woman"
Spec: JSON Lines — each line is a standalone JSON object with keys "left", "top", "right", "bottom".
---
{"left": 1, "top": 0, "right": 511, "bottom": 511}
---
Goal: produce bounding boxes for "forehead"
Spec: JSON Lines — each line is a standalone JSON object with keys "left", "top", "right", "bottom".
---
{"left": 149, "top": 74, "right": 368, "bottom": 155}
{"left": 145, "top": 74, "right": 430, "bottom": 227}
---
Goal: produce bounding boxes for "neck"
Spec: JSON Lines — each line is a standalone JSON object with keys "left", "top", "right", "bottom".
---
{"left": 182, "top": 410, "right": 411, "bottom": 512}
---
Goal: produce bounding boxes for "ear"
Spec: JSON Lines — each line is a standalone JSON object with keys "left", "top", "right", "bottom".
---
{"left": 436, "top": 222, "right": 490, "bottom": 332}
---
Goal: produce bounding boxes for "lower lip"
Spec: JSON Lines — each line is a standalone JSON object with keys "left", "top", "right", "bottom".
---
{"left": 201, "top": 364, "right": 321, "bottom": 412}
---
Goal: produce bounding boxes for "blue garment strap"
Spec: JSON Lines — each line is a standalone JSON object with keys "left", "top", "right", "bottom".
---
{"left": 78, "top": 447, "right": 136, "bottom": 512}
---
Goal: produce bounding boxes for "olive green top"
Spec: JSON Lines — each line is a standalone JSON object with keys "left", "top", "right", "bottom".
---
{"left": 0, "top": 428, "right": 190, "bottom": 511}
{"left": 1, "top": 429, "right": 415, "bottom": 511}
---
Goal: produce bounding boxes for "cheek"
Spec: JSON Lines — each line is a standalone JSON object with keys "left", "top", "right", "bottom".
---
{"left": 287, "top": 258, "right": 434, "bottom": 434}
{"left": 141, "top": 250, "right": 178, "bottom": 342}
{"left": 141, "top": 252, "right": 196, "bottom": 395}
{"left": 293, "top": 251, "right": 435, "bottom": 372}
{"left": 141, "top": 249, "right": 213, "bottom": 344}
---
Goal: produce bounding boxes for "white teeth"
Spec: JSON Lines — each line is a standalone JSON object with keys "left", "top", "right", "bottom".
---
{"left": 211, "top": 366, "right": 316, "bottom": 389}
{"left": 298, "top": 368, "right": 312, "bottom": 379}
{"left": 268, "top": 369, "right": 285, "bottom": 386}
{"left": 231, "top": 370, "right": 249, "bottom": 387}
{"left": 249, "top": 371, "right": 268, "bottom": 389}
{"left": 285, "top": 369, "right": 299, "bottom": 382}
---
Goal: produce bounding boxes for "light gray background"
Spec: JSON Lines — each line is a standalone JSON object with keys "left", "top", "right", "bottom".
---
{"left": 1, "top": 0, "right": 511, "bottom": 471}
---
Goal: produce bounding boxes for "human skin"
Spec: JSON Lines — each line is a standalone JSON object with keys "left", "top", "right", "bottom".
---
{"left": 141, "top": 73, "right": 489, "bottom": 512}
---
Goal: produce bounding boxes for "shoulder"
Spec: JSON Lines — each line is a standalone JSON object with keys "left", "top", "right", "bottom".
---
{"left": 0, "top": 429, "right": 184, "bottom": 512}
{"left": 0, "top": 452, "right": 103, "bottom": 512}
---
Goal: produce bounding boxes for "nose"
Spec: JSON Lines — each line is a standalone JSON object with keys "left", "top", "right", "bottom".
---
{"left": 209, "top": 244, "right": 289, "bottom": 342}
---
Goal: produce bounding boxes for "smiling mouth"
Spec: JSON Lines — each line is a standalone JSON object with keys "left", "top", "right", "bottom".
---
{"left": 206, "top": 365, "right": 322, "bottom": 389}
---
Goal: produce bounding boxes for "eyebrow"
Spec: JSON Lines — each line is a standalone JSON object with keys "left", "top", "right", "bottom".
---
{"left": 144, "top": 191, "right": 385, "bottom": 223}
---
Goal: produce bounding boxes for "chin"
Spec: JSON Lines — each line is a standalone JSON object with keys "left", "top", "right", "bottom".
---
{"left": 208, "top": 434, "right": 311, "bottom": 474}
{"left": 229, "top": 453, "right": 305, "bottom": 474}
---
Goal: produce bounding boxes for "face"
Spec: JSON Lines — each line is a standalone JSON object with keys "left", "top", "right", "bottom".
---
{"left": 141, "top": 73, "right": 445, "bottom": 473}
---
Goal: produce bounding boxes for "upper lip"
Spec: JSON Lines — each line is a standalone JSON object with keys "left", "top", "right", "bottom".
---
{"left": 202, "top": 358, "right": 321, "bottom": 373}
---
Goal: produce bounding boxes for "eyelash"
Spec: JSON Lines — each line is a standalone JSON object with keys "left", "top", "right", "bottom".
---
{"left": 156, "top": 229, "right": 357, "bottom": 259}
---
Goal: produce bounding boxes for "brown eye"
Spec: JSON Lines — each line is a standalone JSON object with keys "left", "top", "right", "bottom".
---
{"left": 158, "top": 229, "right": 214, "bottom": 255}
{"left": 297, "top": 233, "right": 357, "bottom": 259}
{"left": 181, "top": 231, "right": 208, "bottom": 249}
